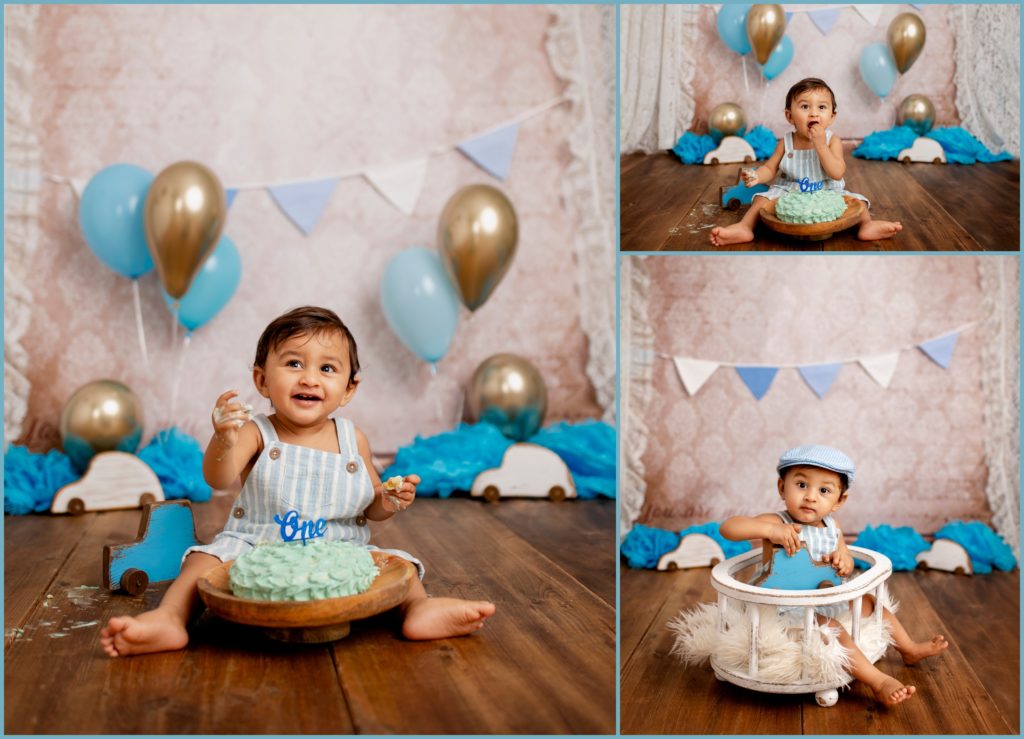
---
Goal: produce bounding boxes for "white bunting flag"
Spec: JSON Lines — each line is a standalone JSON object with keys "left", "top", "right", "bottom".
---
{"left": 853, "top": 4, "right": 884, "bottom": 26}
{"left": 364, "top": 157, "right": 429, "bottom": 215}
{"left": 70, "top": 177, "right": 88, "bottom": 199}
{"left": 858, "top": 352, "right": 900, "bottom": 388}
{"left": 672, "top": 357, "right": 720, "bottom": 396}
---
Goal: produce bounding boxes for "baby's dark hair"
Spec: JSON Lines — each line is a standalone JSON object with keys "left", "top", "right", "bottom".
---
{"left": 785, "top": 77, "right": 837, "bottom": 113}
{"left": 254, "top": 306, "right": 360, "bottom": 385}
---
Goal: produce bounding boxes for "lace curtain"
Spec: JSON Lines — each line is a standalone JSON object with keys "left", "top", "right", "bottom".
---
{"left": 619, "top": 4, "right": 699, "bottom": 154}
{"left": 620, "top": 257, "right": 652, "bottom": 537}
{"left": 978, "top": 258, "right": 1020, "bottom": 557}
{"left": 953, "top": 4, "right": 1021, "bottom": 157}
{"left": 547, "top": 5, "right": 617, "bottom": 422}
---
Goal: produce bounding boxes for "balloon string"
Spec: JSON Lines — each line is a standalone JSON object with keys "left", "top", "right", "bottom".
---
{"left": 131, "top": 279, "right": 149, "bottom": 368}
{"left": 169, "top": 332, "right": 191, "bottom": 435}
{"left": 171, "top": 302, "right": 179, "bottom": 348}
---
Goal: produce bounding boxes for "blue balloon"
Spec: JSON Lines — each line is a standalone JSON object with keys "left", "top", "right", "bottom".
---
{"left": 716, "top": 4, "right": 752, "bottom": 55}
{"left": 860, "top": 42, "right": 898, "bottom": 99}
{"left": 760, "top": 35, "right": 793, "bottom": 81}
{"left": 162, "top": 235, "right": 241, "bottom": 332}
{"left": 78, "top": 164, "right": 154, "bottom": 279}
{"left": 380, "top": 247, "right": 460, "bottom": 365}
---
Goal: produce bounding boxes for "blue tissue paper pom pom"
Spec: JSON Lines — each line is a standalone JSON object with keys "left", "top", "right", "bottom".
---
{"left": 672, "top": 132, "right": 716, "bottom": 164}
{"left": 3, "top": 446, "right": 78, "bottom": 515}
{"left": 853, "top": 125, "right": 1013, "bottom": 163}
{"left": 933, "top": 521, "right": 1017, "bottom": 574}
{"left": 744, "top": 126, "right": 777, "bottom": 160}
{"left": 622, "top": 524, "right": 681, "bottom": 568}
{"left": 383, "top": 421, "right": 616, "bottom": 499}
{"left": 137, "top": 427, "right": 212, "bottom": 502}
{"left": 854, "top": 524, "right": 929, "bottom": 570}
{"left": 852, "top": 126, "right": 918, "bottom": 160}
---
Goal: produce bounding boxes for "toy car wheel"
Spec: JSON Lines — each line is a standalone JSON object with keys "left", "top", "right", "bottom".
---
{"left": 139, "top": 492, "right": 157, "bottom": 507}
{"left": 68, "top": 498, "right": 86, "bottom": 516}
{"left": 483, "top": 485, "right": 500, "bottom": 503}
{"left": 901, "top": 156, "right": 911, "bottom": 164}
{"left": 815, "top": 688, "right": 839, "bottom": 707}
{"left": 743, "top": 155, "right": 752, "bottom": 163}
{"left": 710, "top": 558, "right": 720, "bottom": 566}
{"left": 121, "top": 568, "right": 149, "bottom": 596}
{"left": 666, "top": 562, "right": 678, "bottom": 571}
{"left": 727, "top": 198, "right": 741, "bottom": 210}
{"left": 710, "top": 157, "right": 720, "bottom": 165}
{"left": 954, "top": 566, "right": 965, "bottom": 575}
{"left": 548, "top": 486, "right": 567, "bottom": 502}
{"left": 932, "top": 157, "right": 943, "bottom": 165}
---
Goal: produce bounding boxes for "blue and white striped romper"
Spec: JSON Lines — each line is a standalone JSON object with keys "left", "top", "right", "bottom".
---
{"left": 186, "top": 413, "right": 423, "bottom": 578}
{"left": 755, "top": 130, "right": 870, "bottom": 208}
{"left": 777, "top": 510, "right": 846, "bottom": 619}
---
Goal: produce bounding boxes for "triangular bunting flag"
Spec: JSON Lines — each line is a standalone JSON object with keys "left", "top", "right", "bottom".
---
{"left": 784, "top": 11, "right": 793, "bottom": 25}
{"left": 911, "top": 4, "right": 925, "bottom": 10}
{"left": 267, "top": 177, "right": 340, "bottom": 236}
{"left": 226, "top": 189, "right": 238, "bottom": 209}
{"left": 672, "top": 357, "right": 720, "bottom": 396}
{"left": 735, "top": 366, "right": 778, "bottom": 401}
{"left": 70, "top": 178, "right": 88, "bottom": 199}
{"left": 918, "top": 332, "right": 959, "bottom": 369}
{"left": 457, "top": 123, "right": 518, "bottom": 180}
{"left": 808, "top": 8, "right": 841, "bottom": 35}
{"left": 798, "top": 362, "right": 842, "bottom": 399}
{"left": 858, "top": 352, "right": 900, "bottom": 388}
{"left": 853, "top": 4, "right": 884, "bottom": 25}
{"left": 364, "top": 157, "right": 429, "bottom": 215}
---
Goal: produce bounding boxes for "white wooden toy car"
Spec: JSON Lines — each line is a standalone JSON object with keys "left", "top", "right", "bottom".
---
{"left": 704, "top": 136, "right": 756, "bottom": 165}
{"left": 51, "top": 451, "right": 164, "bottom": 515}
{"left": 471, "top": 443, "right": 577, "bottom": 503}
{"left": 916, "top": 538, "right": 972, "bottom": 574}
{"left": 898, "top": 137, "right": 946, "bottom": 164}
{"left": 657, "top": 533, "right": 726, "bottom": 571}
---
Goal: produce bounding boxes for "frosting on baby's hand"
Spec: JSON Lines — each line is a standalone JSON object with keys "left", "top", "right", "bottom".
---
{"left": 383, "top": 475, "right": 404, "bottom": 511}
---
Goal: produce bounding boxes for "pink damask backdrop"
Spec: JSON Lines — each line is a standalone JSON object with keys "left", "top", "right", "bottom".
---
{"left": 5, "top": 5, "right": 613, "bottom": 455}
{"left": 637, "top": 255, "right": 1003, "bottom": 535}
{"left": 691, "top": 4, "right": 957, "bottom": 139}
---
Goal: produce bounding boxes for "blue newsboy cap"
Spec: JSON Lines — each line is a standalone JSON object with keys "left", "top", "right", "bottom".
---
{"left": 777, "top": 445, "right": 856, "bottom": 486}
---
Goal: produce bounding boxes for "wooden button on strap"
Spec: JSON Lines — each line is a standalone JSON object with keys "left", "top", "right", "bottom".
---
{"left": 355, "top": 515, "right": 367, "bottom": 526}
{"left": 268, "top": 447, "right": 281, "bottom": 460}
{"left": 346, "top": 460, "right": 358, "bottom": 473}
{"left": 233, "top": 507, "right": 245, "bottom": 519}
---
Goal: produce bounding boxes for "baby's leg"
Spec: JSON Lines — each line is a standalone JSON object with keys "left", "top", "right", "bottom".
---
{"left": 710, "top": 197, "right": 766, "bottom": 246}
{"left": 821, "top": 615, "right": 915, "bottom": 705}
{"left": 856, "top": 208, "right": 902, "bottom": 241}
{"left": 400, "top": 576, "right": 496, "bottom": 641}
{"left": 860, "top": 595, "right": 948, "bottom": 665}
{"left": 100, "top": 552, "right": 221, "bottom": 657}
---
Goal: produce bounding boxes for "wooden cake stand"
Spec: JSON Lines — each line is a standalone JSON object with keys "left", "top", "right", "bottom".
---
{"left": 760, "top": 195, "right": 865, "bottom": 242}
{"left": 197, "top": 551, "right": 415, "bottom": 643}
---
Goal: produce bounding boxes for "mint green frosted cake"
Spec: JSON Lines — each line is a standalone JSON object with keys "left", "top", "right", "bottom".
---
{"left": 775, "top": 190, "right": 847, "bottom": 224}
{"left": 230, "top": 541, "right": 378, "bottom": 601}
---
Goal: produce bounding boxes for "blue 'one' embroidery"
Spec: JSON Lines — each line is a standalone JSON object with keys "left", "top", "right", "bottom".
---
{"left": 273, "top": 510, "right": 327, "bottom": 545}
{"left": 799, "top": 177, "right": 824, "bottom": 192}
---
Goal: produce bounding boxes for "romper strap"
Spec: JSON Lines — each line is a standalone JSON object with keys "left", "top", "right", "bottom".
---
{"left": 776, "top": 510, "right": 794, "bottom": 524}
{"left": 783, "top": 131, "right": 792, "bottom": 153}
{"left": 252, "top": 413, "right": 278, "bottom": 443}
{"left": 334, "top": 416, "right": 357, "bottom": 456}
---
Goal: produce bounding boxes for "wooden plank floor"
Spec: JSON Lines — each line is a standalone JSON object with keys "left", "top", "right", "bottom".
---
{"left": 4, "top": 497, "right": 615, "bottom": 734}
{"left": 620, "top": 564, "right": 1019, "bottom": 734}
{"left": 620, "top": 150, "right": 1020, "bottom": 251}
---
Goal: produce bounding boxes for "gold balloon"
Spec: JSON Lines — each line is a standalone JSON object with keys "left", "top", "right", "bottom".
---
{"left": 887, "top": 12, "right": 926, "bottom": 74}
{"left": 466, "top": 354, "right": 547, "bottom": 441}
{"left": 709, "top": 103, "right": 746, "bottom": 141}
{"left": 437, "top": 184, "right": 518, "bottom": 312}
{"left": 59, "top": 380, "right": 144, "bottom": 471}
{"left": 897, "top": 94, "right": 935, "bottom": 136}
{"left": 144, "top": 161, "right": 227, "bottom": 299}
{"left": 746, "top": 4, "right": 786, "bottom": 66}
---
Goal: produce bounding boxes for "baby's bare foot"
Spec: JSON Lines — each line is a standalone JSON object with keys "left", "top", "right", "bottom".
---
{"left": 871, "top": 676, "right": 916, "bottom": 705}
{"left": 402, "top": 597, "right": 496, "bottom": 640}
{"left": 100, "top": 610, "right": 189, "bottom": 657}
{"left": 710, "top": 223, "right": 754, "bottom": 247}
{"left": 858, "top": 219, "right": 902, "bottom": 241}
{"left": 900, "top": 634, "right": 949, "bottom": 665}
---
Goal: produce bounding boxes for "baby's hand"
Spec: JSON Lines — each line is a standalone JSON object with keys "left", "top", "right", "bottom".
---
{"left": 824, "top": 550, "right": 854, "bottom": 577}
{"left": 741, "top": 167, "right": 759, "bottom": 187}
{"left": 379, "top": 473, "right": 420, "bottom": 513}
{"left": 211, "top": 390, "right": 253, "bottom": 449}
{"left": 807, "top": 121, "right": 825, "bottom": 146}
{"left": 769, "top": 523, "right": 803, "bottom": 556}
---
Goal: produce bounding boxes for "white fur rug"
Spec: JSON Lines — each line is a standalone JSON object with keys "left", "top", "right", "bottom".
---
{"left": 668, "top": 594, "right": 896, "bottom": 686}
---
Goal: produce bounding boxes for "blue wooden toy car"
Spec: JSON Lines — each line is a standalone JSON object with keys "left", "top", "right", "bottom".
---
{"left": 720, "top": 170, "right": 769, "bottom": 210}
{"left": 752, "top": 541, "right": 843, "bottom": 590}
{"left": 102, "top": 500, "right": 201, "bottom": 595}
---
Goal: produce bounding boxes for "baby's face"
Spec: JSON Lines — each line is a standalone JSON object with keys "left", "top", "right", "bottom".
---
{"left": 254, "top": 329, "right": 357, "bottom": 425}
{"left": 785, "top": 88, "right": 835, "bottom": 139}
{"left": 777, "top": 465, "right": 846, "bottom": 525}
